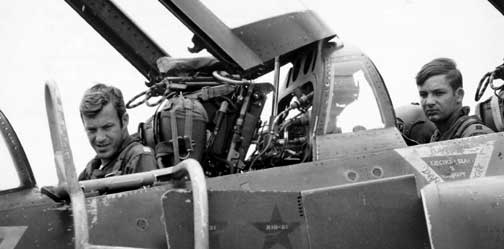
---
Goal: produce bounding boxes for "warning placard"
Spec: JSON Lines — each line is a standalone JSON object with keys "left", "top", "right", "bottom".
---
{"left": 396, "top": 140, "right": 495, "bottom": 185}
{"left": 421, "top": 154, "right": 476, "bottom": 181}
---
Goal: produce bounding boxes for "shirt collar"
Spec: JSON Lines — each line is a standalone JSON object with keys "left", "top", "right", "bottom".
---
{"left": 436, "top": 106, "right": 469, "bottom": 133}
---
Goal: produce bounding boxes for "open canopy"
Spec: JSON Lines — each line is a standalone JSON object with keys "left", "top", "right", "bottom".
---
{"left": 159, "top": 0, "right": 335, "bottom": 76}
{"left": 65, "top": 0, "right": 335, "bottom": 79}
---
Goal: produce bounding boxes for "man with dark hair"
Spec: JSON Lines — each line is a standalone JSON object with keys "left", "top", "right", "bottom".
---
{"left": 78, "top": 83, "right": 158, "bottom": 180}
{"left": 416, "top": 58, "right": 493, "bottom": 142}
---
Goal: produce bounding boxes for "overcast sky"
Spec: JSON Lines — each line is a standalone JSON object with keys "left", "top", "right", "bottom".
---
{"left": 1, "top": 0, "right": 503, "bottom": 187}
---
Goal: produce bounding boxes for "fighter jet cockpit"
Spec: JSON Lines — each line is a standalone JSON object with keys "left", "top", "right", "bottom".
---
{"left": 2, "top": 1, "right": 504, "bottom": 249}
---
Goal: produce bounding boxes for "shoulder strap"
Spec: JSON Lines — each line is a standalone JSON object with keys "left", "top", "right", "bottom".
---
{"left": 170, "top": 105, "right": 180, "bottom": 164}
{"left": 490, "top": 95, "right": 504, "bottom": 131}
{"left": 453, "top": 116, "right": 483, "bottom": 139}
{"left": 79, "top": 158, "right": 101, "bottom": 180}
{"left": 184, "top": 98, "right": 193, "bottom": 148}
{"left": 117, "top": 140, "right": 141, "bottom": 174}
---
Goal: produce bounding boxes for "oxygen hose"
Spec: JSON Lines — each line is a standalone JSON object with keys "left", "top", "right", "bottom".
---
{"left": 475, "top": 62, "right": 504, "bottom": 101}
{"left": 212, "top": 71, "right": 252, "bottom": 84}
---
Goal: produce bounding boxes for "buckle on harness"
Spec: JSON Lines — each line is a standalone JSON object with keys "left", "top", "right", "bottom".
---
{"left": 170, "top": 136, "right": 194, "bottom": 159}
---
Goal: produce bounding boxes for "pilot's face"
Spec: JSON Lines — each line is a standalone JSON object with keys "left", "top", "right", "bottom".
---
{"left": 82, "top": 103, "right": 128, "bottom": 161}
{"left": 418, "top": 74, "right": 463, "bottom": 123}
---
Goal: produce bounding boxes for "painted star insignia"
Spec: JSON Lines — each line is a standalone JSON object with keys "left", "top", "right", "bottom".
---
{"left": 252, "top": 205, "right": 301, "bottom": 249}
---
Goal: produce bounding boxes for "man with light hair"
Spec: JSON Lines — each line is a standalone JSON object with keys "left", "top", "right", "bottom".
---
{"left": 78, "top": 83, "right": 157, "bottom": 180}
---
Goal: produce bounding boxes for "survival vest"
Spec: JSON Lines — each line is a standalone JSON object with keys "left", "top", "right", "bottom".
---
{"left": 79, "top": 137, "right": 144, "bottom": 180}
{"left": 431, "top": 115, "right": 488, "bottom": 142}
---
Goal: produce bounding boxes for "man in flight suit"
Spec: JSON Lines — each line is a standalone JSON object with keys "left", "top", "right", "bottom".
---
{"left": 78, "top": 83, "right": 158, "bottom": 180}
{"left": 416, "top": 58, "right": 494, "bottom": 142}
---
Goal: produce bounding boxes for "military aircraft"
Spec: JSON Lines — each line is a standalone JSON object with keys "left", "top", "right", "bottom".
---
{"left": 2, "top": 0, "right": 504, "bottom": 249}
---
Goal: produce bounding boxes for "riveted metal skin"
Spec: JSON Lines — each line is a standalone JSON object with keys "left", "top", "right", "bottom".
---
{"left": 0, "top": 189, "right": 74, "bottom": 249}
{"left": 315, "top": 127, "right": 406, "bottom": 161}
{"left": 163, "top": 175, "right": 429, "bottom": 249}
{"left": 301, "top": 175, "right": 430, "bottom": 249}
{"left": 206, "top": 148, "right": 413, "bottom": 192}
{"left": 422, "top": 176, "right": 504, "bottom": 249}
{"left": 85, "top": 185, "right": 175, "bottom": 248}
{"left": 0, "top": 184, "right": 181, "bottom": 249}
{"left": 163, "top": 190, "right": 308, "bottom": 249}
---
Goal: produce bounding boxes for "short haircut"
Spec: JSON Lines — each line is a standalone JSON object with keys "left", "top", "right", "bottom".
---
{"left": 80, "top": 83, "right": 126, "bottom": 125}
{"left": 415, "top": 58, "right": 463, "bottom": 90}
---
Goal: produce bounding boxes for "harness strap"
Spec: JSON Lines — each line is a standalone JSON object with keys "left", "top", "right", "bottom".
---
{"left": 170, "top": 106, "right": 180, "bottom": 164}
{"left": 453, "top": 116, "right": 483, "bottom": 139}
{"left": 116, "top": 140, "right": 141, "bottom": 174}
{"left": 490, "top": 95, "right": 504, "bottom": 131}
{"left": 186, "top": 84, "right": 235, "bottom": 101}
{"left": 153, "top": 111, "right": 161, "bottom": 145}
{"left": 475, "top": 102, "right": 482, "bottom": 120}
{"left": 184, "top": 98, "right": 194, "bottom": 157}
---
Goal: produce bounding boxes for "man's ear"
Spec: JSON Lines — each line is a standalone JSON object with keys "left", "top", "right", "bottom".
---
{"left": 122, "top": 112, "right": 129, "bottom": 129}
{"left": 455, "top": 87, "right": 464, "bottom": 104}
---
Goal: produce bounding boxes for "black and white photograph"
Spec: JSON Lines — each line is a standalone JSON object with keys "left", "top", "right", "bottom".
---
{"left": 1, "top": 0, "right": 504, "bottom": 248}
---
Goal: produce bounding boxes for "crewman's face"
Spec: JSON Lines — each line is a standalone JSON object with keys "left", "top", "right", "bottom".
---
{"left": 82, "top": 103, "right": 129, "bottom": 160}
{"left": 418, "top": 74, "right": 463, "bottom": 123}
